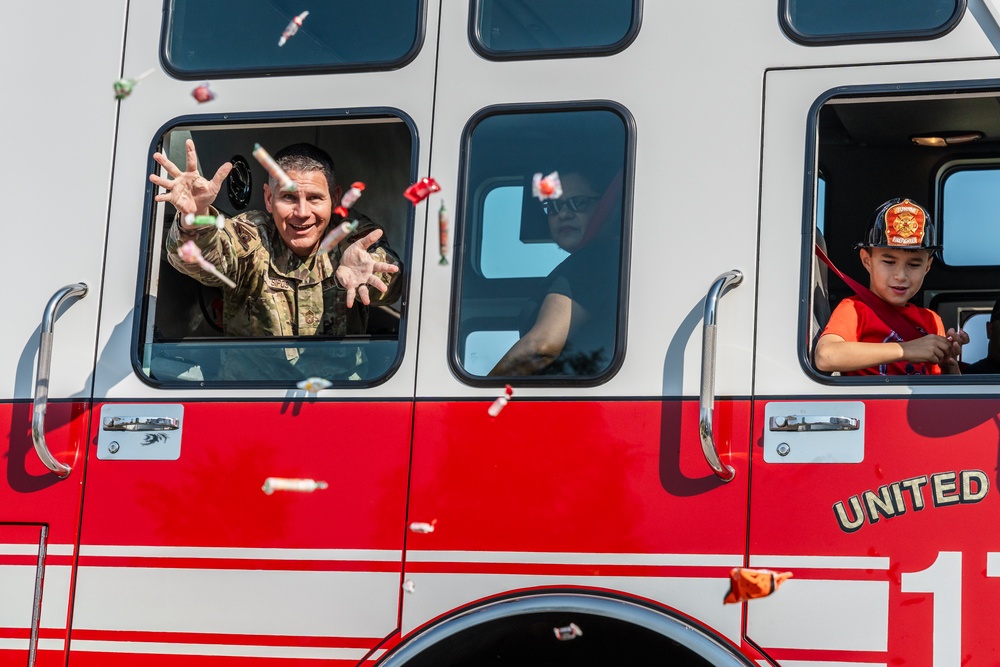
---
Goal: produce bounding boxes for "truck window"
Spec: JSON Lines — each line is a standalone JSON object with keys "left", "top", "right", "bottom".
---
{"left": 780, "top": 0, "right": 964, "bottom": 45}
{"left": 163, "top": 0, "right": 424, "bottom": 78}
{"left": 808, "top": 89, "right": 1000, "bottom": 379}
{"left": 138, "top": 113, "right": 414, "bottom": 387}
{"left": 471, "top": 0, "right": 641, "bottom": 59}
{"left": 940, "top": 165, "right": 1000, "bottom": 267}
{"left": 452, "top": 104, "right": 633, "bottom": 384}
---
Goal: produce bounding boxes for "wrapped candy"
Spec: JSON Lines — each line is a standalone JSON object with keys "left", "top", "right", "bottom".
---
{"left": 334, "top": 182, "right": 365, "bottom": 218}
{"left": 262, "top": 477, "right": 329, "bottom": 495}
{"left": 191, "top": 83, "right": 215, "bottom": 103}
{"left": 253, "top": 143, "right": 296, "bottom": 193}
{"left": 297, "top": 376, "right": 333, "bottom": 393}
{"left": 278, "top": 11, "right": 310, "bottom": 47}
{"left": 404, "top": 177, "right": 441, "bottom": 204}
{"left": 402, "top": 580, "right": 416, "bottom": 594}
{"left": 113, "top": 68, "right": 155, "bottom": 101}
{"left": 723, "top": 567, "right": 793, "bottom": 604}
{"left": 183, "top": 212, "right": 224, "bottom": 229}
{"left": 409, "top": 521, "right": 436, "bottom": 534}
{"left": 177, "top": 241, "right": 237, "bottom": 289}
{"left": 438, "top": 202, "right": 449, "bottom": 265}
{"left": 532, "top": 171, "right": 562, "bottom": 201}
{"left": 553, "top": 623, "right": 582, "bottom": 641}
{"left": 318, "top": 219, "right": 359, "bottom": 255}
{"left": 488, "top": 384, "right": 514, "bottom": 417}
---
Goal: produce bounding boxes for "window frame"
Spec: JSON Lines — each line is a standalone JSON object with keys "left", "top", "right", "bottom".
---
{"left": 798, "top": 81, "right": 1000, "bottom": 386}
{"left": 468, "top": 0, "right": 643, "bottom": 61}
{"left": 160, "top": 1, "right": 427, "bottom": 80}
{"left": 778, "top": 0, "right": 966, "bottom": 47}
{"left": 133, "top": 106, "right": 418, "bottom": 390}
{"left": 449, "top": 100, "right": 636, "bottom": 388}
{"left": 936, "top": 158, "right": 1000, "bottom": 269}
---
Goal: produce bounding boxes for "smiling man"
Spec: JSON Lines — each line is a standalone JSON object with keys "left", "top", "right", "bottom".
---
{"left": 153, "top": 139, "right": 401, "bottom": 379}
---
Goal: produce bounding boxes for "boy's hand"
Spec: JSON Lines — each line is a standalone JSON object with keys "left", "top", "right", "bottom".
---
{"left": 945, "top": 328, "right": 970, "bottom": 357}
{"left": 899, "top": 335, "right": 955, "bottom": 363}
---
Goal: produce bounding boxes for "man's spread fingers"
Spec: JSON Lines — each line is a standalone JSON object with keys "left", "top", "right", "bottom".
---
{"left": 185, "top": 139, "right": 199, "bottom": 173}
{"left": 153, "top": 152, "right": 183, "bottom": 178}
{"left": 211, "top": 162, "right": 233, "bottom": 187}
{"left": 372, "top": 261, "right": 399, "bottom": 274}
{"left": 149, "top": 174, "right": 174, "bottom": 189}
{"left": 369, "top": 277, "right": 388, "bottom": 293}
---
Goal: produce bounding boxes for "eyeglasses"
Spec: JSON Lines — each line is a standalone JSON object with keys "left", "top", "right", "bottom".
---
{"left": 541, "top": 195, "right": 598, "bottom": 215}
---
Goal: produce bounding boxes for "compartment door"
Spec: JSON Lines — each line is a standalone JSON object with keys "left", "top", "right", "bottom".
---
{"left": 751, "top": 62, "right": 1000, "bottom": 664}
{"left": 0, "top": 2, "right": 123, "bottom": 666}
{"left": 69, "top": 2, "right": 439, "bottom": 664}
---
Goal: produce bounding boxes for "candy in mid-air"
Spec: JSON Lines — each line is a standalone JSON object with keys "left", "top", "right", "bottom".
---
{"left": 253, "top": 142, "right": 297, "bottom": 193}
{"left": 318, "top": 220, "right": 360, "bottom": 255}
{"left": 297, "top": 376, "right": 333, "bottom": 394}
{"left": 723, "top": 567, "right": 793, "bottom": 604}
{"left": 403, "top": 177, "right": 441, "bottom": 204}
{"left": 438, "top": 202, "right": 449, "bottom": 265}
{"left": 334, "top": 182, "right": 365, "bottom": 218}
{"left": 191, "top": 83, "right": 215, "bottom": 103}
{"left": 113, "top": 68, "right": 155, "bottom": 101}
{"left": 183, "top": 212, "right": 224, "bottom": 229}
{"left": 553, "top": 623, "right": 582, "bottom": 641}
{"left": 488, "top": 384, "right": 514, "bottom": 417}
{"left": 177, "top": 241, "right": 237, "bottom": 289}
{"left": 278, "top": 11, "right": 310, "bottom": 47}
{"left": 532, "top": 171, "right": 562, "bottom": 201}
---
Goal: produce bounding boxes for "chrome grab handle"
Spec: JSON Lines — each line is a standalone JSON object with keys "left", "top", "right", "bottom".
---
{"left": 769, "top": 415, "right": 860, "bottom": 432}
{"left": 103, "top": 416, "right": 179, "bottom": 431}
{"left": 32, "top": 283, "right": 88, "bottom": 479}
{"left": 699, "top": 270, "right": 743, "bottom": 482}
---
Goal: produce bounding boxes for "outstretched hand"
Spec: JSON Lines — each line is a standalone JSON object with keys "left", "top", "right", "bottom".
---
{"left": 149, "top": 139, "right": 232, "bottom": 219}
{"left": 335, "top": 229, "right": 400, "bottom": 308}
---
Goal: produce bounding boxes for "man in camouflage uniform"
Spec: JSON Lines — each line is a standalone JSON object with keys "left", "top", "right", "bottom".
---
{"left": 151, "top": 139, "right": 401, "bottom": 381}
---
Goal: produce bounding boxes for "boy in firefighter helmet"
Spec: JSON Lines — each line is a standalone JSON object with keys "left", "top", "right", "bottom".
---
{"left": 814, "top": 197, "right": 969, "bottom": 375}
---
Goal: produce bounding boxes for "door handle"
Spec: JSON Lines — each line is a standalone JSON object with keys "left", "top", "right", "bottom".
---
{"left": 699, "top": 270, "right": 743, "bottom": 482}
{"left": 32, "top": 283, "right": 88, "bottom": 479}
{"left": 103, "top": 416, "right": 180, "bottom": 431}
{"left": 769, "top": 415, "right": 860, "bottom": 432}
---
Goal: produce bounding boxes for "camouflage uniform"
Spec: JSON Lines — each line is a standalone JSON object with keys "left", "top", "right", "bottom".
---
{"left": 165, "top": 207, "right": 401, "bottom": 381}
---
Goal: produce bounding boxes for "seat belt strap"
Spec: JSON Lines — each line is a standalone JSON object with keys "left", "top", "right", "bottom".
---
{"left": 814, "top": 244, "right": 925, "bottom": 342}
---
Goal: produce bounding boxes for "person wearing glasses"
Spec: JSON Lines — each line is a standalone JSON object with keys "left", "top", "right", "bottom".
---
{"left": 489, "top": 170, "right": 619, "bottom": 376}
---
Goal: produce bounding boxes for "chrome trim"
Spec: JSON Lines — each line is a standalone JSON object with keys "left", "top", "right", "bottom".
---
{"left": 699, "top": 270, "right": 743, "bottom": 482}
{"left": 27, "top": 525, "right": 48, "bottom": 667}
{"left": 769, "top": 415, "right": 860, "bottom": 432}
{"left": 102, "top": 416, "right": 180, "bottom": 431}
{"left": 32, "top": 283, "right": 88, "bottom": 478}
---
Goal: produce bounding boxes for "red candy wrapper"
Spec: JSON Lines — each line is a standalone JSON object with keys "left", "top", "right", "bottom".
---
{"left": 404, "top": 177, "right": 441, "bottom": 204}
{"left": 334, "top": 181, "right": 365, "bottom": 218}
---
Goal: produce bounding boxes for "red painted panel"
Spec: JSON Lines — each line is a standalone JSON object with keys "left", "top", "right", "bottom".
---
{"left": 748, "top": 397, "right": 1000, "bottom": 663}
{"left": 80, "top": 401, "right": 413, "bottom": 550}
{"left": 0, "top": 400, "right": 88, "bottom": 667}
{"left": 408, "top": 399, "right": 749, "bottom": 556}
{"left": 0, "top": 401, "right": 88, "bottom": 543}
{"left": 70, "top": 400, "right": 413, "bottom": 667}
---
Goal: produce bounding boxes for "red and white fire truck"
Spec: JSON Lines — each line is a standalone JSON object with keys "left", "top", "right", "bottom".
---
{"left": 8, "top": 1, "right": 1000, "bottom": 665}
